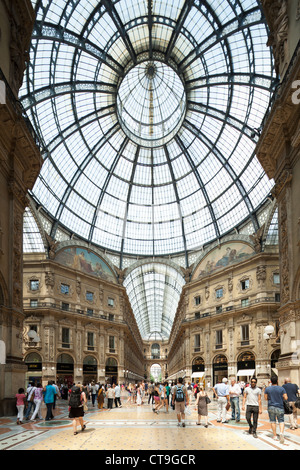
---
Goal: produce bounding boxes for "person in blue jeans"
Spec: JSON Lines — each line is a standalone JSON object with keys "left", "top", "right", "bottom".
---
{"left": 229, "top": 379, "right": 241, "bottom": 422}
{"left": 264, "top": 376, "right": 288, "bottom": 443}
{"left": 43, "top": 381, "right": 57, "bottom": 421}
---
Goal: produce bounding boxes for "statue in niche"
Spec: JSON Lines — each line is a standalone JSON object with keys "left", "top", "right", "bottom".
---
{"left": 249, "top": 224, "right": 265, "bottom": 253}
{"left": 114, "top": 266, "right": 128, "bottom": 285}
{"left": 256, "top": 265, "right": 267, "bottom": 287}
{"left": 45, "top": 233, "right": 59, "bottom": 259}
{"left": 180, "top": 264, "right": 194, "bottom": 283}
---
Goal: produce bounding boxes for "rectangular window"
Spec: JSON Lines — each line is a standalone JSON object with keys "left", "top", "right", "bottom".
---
{"left": 87, "top": 308, "right": 93, "bottom": 315}
{"left": 30, "top": 299, "right": 38, "bottom": 307}
{"left": 109, "top": 336, "right": 115, "bottom": 351}
{"left": 241, "top": 324, "right": 249, "bottom": 346}
{"left": 62, "top": 328, "right": 70, "bottom": 348}
{"left": 216, "top": 305, "right": 222, "bottom": 314}
{"left": 194, "top": 334, "right": 200, "bottom": 352}
{"left": 108, "top": 298, "right": 114, "bottom": 307}
{"left": 273, "top": 273, "right": 280, "bottom": 285}
{"left": 241, "top": 298, "right": 249, "bottom": 307}
{"left": 62, "top": 302, "right": 69, "bottom": 311}
{"left": 61, "top": 284, "right": 70, "bottom": 295}
{"left": 30, "top": 280, "right": 39, "bottom": 291}
{"left": 86, "top": 291, "right": 93, "bottom": 301}
{"left": 216, "top": 288, "right": 223, "bottom": 298}
{"left": 194, "top": 295, "right": 201, "bottom": 306}
{"left": 87, "top": 332, "right": 94, "bottom": 351}
{"left": 241, "top": 279, "right": 250, "bottom": 290}
{"left": 275, "top": 293, "right": 280, "bottom": 302}
{"left": 216, "top": 330, "right": 223, "bottom": 349}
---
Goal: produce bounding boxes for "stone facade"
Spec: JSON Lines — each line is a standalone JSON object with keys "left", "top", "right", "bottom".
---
{"left": 257, "top": 0, "right": 300, "bottom": 384}
{"left": 22, "top": 242, "right": 144, "bottom": 387}
{"left": 167, "top": 238, "right": 281, "bottom": 388}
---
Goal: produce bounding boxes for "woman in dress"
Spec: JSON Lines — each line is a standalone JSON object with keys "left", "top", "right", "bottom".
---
{"left": 195, "top": 386, "right": 209, "bottom": 427}
{"left": 69, "top": 383, "right": 87, "bottom": 435}
{"left": 136, "top": 383, "right": 142, "bottom": 406}
{"left": 97, "top": 384, "right": 105, "bottom": 410}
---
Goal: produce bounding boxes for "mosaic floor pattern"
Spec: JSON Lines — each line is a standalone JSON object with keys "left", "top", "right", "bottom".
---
{"left": 1, "top": 393, "right": 300, "bottom": 452}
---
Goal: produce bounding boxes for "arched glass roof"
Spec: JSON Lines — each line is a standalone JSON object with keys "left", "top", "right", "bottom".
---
{"left": 123, "top": 262, "right": 185, "bottom": 340}
{"left": 21, "top": 0, "right": 276, "bottom": 260}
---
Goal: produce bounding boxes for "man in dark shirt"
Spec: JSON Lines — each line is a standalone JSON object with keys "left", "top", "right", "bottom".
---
{"left": 282, "top": 378, "right": 300, "bottom": 430}
{"left": 264, "top": 376, "right": 287, "bottom": 443}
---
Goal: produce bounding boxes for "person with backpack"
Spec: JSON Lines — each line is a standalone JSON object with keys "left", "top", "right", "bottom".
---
{"left": 68, "top": 383, "right": 87, "bottom": 435}
{"left": 172, "top": 377, "right": 189, "bottom": 427}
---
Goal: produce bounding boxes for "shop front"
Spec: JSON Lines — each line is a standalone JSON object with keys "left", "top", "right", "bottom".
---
{"left": 213, "top": 354, "right": 228, "bottom": 384}
{"left": 24, "top": 352, "right": 42, "bottom": 386}
{"left": 56, "top": 353, "right": 74, "bottom": 387}
{"left": 83, "top": 356, "right": 98, "bottom": 383}
{"left": 236, "top": 351, "right": 256, "bottom": 382}
{"left": 191, "top": 356, "right": 205, "bottom": 386}
{"left": 105, "top": 357, "right": 118, "bottom": 384}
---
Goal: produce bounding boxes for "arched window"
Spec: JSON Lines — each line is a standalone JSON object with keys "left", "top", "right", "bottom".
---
{"left": 151, "top": 343, "right": 160, "bottom": 359}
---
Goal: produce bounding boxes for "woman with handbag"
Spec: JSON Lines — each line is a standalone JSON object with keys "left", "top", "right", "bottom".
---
{"left": 68, "top": 383, "right": 87, "bottom": 435}
{"left": 195, "top": 386, "right": 209, "bottom": 427}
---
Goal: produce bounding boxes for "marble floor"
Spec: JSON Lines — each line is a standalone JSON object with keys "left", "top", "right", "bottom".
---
{"left": 1, "top": 393, "right": 300, "bottom": 452}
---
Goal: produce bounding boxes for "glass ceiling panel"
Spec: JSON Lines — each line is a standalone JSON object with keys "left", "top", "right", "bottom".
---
{"left": 23, "top": 0, "right": 276, "bottom": 262}
{"left": 23, "top": 208, "right": 45, "bottom": 253}
{"left": 124, "top": 262, "right": 185, "bottom": 340}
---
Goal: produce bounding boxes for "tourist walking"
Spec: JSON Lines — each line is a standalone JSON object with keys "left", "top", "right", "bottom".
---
{"left": 172, "top": 377, "right": 188, "bottom": 427}
{"left": 97, "top": 385, "right": 105, "bottom": 409}
{"left": 16, "top": 388, "right": 27, "bottom": 425}
{"left": 161, "top": 382, "right": 169, "bottom": 413}
{"left": 213, "top": 378, "right": 230, "bottom": 423}
{"left": 264, "top": 376, "right": 288, "bottom": 443}
{"left": 148, "top": 381, "right": 155, "bottom": 405}
{"left": 43, "top": 380, "right": 57, "bottom": 421}
{"left": 30, "top": 383, "right": 44, "bottom": 421}
{"left": 126, "top": 383, "right": 132, "bottom": 404}
{"left": 114, "top": 383, "right": 122, "bottom": 408}
{"left": 69, "top": 383, "right": 87, "bottom": 435}
{"left": 24, "top": 382, "right": 36, "bottom": 420}
{"left": 282, "top": 377, "right": 300, "bottom": 430}
{"left": 90, "top": 381, "right": 97, "bottom": 407}
{"left": 153, "top": 383, "right": 162, "bottom": 413}
{"left": 242, "top": 377, "right": 262, "bottom": 438}
{"left": 229, "top": 378, "right": 241, "bottom": 422}
{"left": 195, "top": 386, "right": 209, "bottom": 427}
{"left": 136, "top": 383, "right": 142, "bottom": 406}
{"left": 106, "top": 384, "right": 115, "bottom": 409}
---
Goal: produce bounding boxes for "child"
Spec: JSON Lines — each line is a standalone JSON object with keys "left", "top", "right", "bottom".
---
{"left": 16, "top": 388, "right": 26, "bottom": 424}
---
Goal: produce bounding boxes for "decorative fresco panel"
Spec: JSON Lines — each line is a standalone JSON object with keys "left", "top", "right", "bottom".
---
{"left": 193, "top": 242, "right": 255, "bottom": 279}
{"left": 55, "top": 247, "right": 116, "bottom": 283}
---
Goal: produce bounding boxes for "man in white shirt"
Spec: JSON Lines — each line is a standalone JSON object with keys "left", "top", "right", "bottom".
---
{"left": 213, "top": 378, "right": 230, "bottom": 423}
{"left": 242, "top": 377, "right": 262, "bottom": 438}
{"left": 114, "top": 383, "right": 122, "bottom": 408}
{"left": 229, "top": 379, "right": 241, "bottom": 422}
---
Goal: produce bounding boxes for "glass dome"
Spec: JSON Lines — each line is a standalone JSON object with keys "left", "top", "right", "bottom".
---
{"left": 21, "top": 0, "right": 277, "bottom": 258}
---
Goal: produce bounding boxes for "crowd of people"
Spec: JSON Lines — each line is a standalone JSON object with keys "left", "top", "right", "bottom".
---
{"left": 15, "top": 375, "right": 300, "bottom": 441}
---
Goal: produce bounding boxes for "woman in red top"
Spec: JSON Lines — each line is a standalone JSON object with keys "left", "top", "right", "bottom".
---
{"left": 15, "top": 388, "right": 26, "bottom": 424}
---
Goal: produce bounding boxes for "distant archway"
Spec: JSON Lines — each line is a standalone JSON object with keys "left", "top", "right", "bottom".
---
{"left": 150, "top": 363, "right": 162, "bottom": 382}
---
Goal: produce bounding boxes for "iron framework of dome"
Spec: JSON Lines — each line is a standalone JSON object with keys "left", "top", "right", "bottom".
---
{"left": 21, "top": 0, "right": 277, "bottom": 264}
